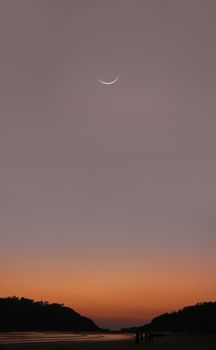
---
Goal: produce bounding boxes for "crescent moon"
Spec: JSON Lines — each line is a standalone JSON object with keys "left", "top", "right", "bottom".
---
{"left": 98, "top": 76, "right": 119, "bottom": 85}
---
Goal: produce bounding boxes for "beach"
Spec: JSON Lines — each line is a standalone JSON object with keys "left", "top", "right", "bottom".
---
{"left": 0, "top": 334, "right": 216, "bottom": 350}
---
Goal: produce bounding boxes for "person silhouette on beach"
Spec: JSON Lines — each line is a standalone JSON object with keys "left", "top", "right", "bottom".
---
{"left": 145, "top": 332, "right": 151, "bottom": 343}
{"left": 150, "top": 333, "right": 154, "bottom": 342}
{"left": 135, "top": 332, "right": 140, "bottom": 345}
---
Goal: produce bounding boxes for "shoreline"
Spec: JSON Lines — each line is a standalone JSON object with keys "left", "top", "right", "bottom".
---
{"left": 0, "top": 334, "right": 216, "bottom": 350}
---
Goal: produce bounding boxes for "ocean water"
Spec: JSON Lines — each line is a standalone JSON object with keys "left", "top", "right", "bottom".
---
{"left": 0, "top": 332, "right": 133, "bottom": 345}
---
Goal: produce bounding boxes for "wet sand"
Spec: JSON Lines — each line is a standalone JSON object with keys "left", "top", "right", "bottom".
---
{"left": 0, "top": 334, "right": 216, "bottom": 350}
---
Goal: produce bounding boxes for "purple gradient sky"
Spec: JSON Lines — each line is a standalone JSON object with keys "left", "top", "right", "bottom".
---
{"left": 1, "top": 0, "right": 216, "bottom": 329}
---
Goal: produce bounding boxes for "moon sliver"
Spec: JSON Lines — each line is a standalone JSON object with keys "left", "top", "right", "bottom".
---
{"left": 98, "top": 76, "right": 119, "bottom": 85}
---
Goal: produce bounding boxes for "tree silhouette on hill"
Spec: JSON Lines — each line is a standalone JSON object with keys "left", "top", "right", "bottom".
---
{"left": 0, "top": 297, "right": 100, "bottom": 331}
{"left": 125, "top": 302, "right": 216, "bottom": 333}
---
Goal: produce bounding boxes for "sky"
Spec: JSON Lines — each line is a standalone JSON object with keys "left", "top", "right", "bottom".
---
{"left": 0, "top": 0, "right": 216, "bottom": 329}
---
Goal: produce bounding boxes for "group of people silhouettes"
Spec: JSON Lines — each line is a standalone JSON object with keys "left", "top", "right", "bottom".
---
{"left": 135, "top": 332, "right": 154, "bottom": 345}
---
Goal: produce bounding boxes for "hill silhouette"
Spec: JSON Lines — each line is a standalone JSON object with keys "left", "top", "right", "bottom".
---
{"left": 0, "top": 297, "right": 100, "bottom": 331}
{"left": 125, "top": 302, "right": 216, "bottom": 333}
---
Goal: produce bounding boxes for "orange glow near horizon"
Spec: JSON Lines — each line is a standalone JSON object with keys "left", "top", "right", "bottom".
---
{"left": 1, "top": 241, "right": 215, "bottom": 328}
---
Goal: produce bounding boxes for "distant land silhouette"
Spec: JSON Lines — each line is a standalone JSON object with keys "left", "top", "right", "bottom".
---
{"left": 124, "top": 302, "right": 216, "bottom": 333}
{"left": 1, "top": 298, "right": 216, "bottom": 333}
{"left": 0, "top": 297, "right": 101, "bottom": 332}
